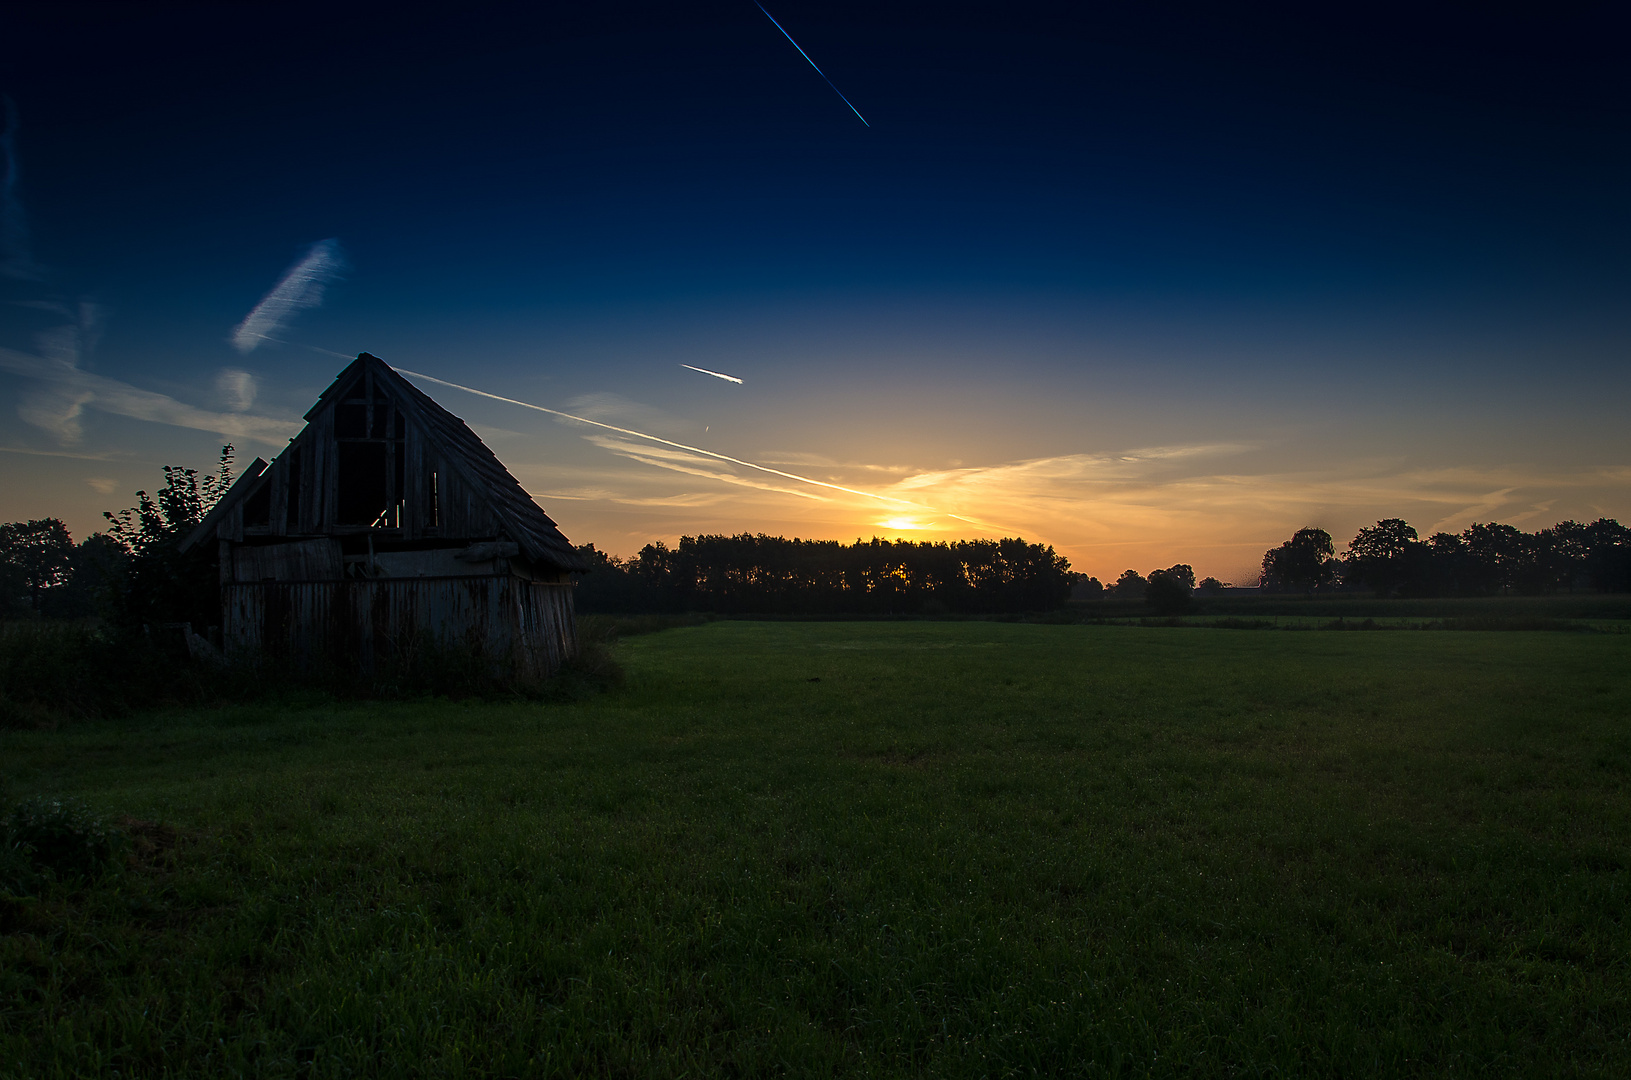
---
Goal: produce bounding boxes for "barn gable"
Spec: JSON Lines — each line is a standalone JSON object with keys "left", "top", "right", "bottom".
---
{"left": 181, "top": 352, "right": 582, "bottom": 680}
{"left": 183, "top": 353, "right": 585, "bottom": 572}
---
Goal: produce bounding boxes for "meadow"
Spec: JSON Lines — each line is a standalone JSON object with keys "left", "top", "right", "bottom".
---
{"left": 3, "top": 620, "right": 1629, "bottom": 1077}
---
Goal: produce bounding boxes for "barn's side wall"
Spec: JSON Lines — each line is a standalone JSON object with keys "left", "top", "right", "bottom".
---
{"left": 224, "top": 577, "right": 576, "bottom": 682}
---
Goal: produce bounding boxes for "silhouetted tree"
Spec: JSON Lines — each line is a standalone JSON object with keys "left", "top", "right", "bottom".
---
{"left": 569, "top": 543, "right": 642, "bottom": 612}
{"left": 1109, "top": 569, "right": 1147, "bottom": 598}
{"left": 1548, "top": 521, "right": 1591, "bottom": 593}
{"left": 1196, "top": 577, "right": 1225, "bottom": 594}
{"left": 1343, "top": 518, "right": 1421, "bottom": 597}
{"left": 57, "top": 533, "right": 127, "bottom": 618}
{"left": 1583, "top": 519, "right": 1631, "bottom": 592}
{"left": 1459, "top": 522, "right": 1525, "bottom": 595}
{"left": 1261, "top": 527, "right": 1339, "bottom": 593}
{"left": 570, "top": 515, "right": 1631, "bottom": 615}
{"left": 573, "top": 533, "right": 1074, "bottom": 614}
{"left": 1145, "top": 564, "right": 1195, "bottom": 614}
{"left": 1421, "top": 532, "right": 1468, "bottom": 596}
{"left": 1069, "top": 573, "right": 1104, "bottom": 600}
{"left": 101, "top": 446, "right": 234, "bottom": 628}
{"left": 0, "top": 519, "right": 75, "bottom": 615}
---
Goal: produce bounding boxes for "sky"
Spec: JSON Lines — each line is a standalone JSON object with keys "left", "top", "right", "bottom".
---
{"left": 1, "top": 2, "right": 1627, "bottom": 584}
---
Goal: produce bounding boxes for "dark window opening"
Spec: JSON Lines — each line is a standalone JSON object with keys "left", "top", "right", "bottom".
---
{"left": 243, "top": 480, "right": 271, "bottom": 527}
{"left": 334, "top": 381, "right": 408, "bottom": 530}
{"left": 335, "top": 402, "right": 366, "bottom": 438}
{"left": 337, "top": 442, "right": 389, "bottom": 525}
{"left": 392, "top": 440, "right": 406, "bottom": 526}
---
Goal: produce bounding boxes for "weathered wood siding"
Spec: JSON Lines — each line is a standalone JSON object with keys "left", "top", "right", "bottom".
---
{"left": 232, "top": 538, "right": 343, "bottom": 582}
{"left": 224, "top": 577, "right": 576, "bottom": 682}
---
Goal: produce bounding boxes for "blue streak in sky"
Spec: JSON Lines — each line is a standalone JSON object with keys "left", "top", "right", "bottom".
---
{"left": 754, "top": 2, "right": 869, "bottom": 127}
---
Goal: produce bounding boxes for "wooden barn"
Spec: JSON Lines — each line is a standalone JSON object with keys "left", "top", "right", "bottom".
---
{"left": 180, "top": 352, "right": 587, "bottom": 681}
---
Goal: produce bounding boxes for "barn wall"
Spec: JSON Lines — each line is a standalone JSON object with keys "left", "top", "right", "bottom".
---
{"left": 434, "top": 463, "right": 501, "bottom": 537}
{"left": 223, "top": 577, "right": 576, "bottom": 682}
{"left": 232, "top": 538, "right": 343, "bottom": 582}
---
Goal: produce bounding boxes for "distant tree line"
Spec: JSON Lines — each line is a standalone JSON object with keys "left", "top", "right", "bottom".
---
{"left": 1260, "top": 518, "right": 1631, "bottom": 597}
{"left": 5, "top": 446, "right": 1627, "bottom": 622}
{"left": 573, "top": 535, "right": 1074, "bottom": 615}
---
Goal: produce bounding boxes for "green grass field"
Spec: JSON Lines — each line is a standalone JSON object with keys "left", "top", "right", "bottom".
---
{"left": 3, "top": 621, "right": 1630, "bottom": 1077}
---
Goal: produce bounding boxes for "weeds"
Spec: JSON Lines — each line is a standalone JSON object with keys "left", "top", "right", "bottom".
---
{"left": 0, "top": 619, "right": 632, "bottom": 728}
{"left": 0, "top": 621, "right": 204, "bottom": 728}
{"left": 0, "top": 787, "right": 128, "bottom": 895}
{"left": 2, "top": 797, "right": 126, "bottom": 890}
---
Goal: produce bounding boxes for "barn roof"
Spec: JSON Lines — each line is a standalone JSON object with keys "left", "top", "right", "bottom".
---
{"left": 183, "top": 352, "right": 587, "bottom": 572}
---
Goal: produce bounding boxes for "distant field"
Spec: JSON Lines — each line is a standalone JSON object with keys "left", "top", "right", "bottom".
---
{"left": 4, "top": 622, "right": 1630, "bottom": 1077}
{"left": 676, "top": 592, "right": 1631, "bottom": 630}
{"left": 1067, "top": 591, "right": 1631, "bottom": 624}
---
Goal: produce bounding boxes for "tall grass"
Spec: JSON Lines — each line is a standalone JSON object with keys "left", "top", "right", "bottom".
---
{"left": 0, "top": 620, "right": 622, "bottom": 728}
{"left": 0, "top": 621, "right": 207, "bottom": 727}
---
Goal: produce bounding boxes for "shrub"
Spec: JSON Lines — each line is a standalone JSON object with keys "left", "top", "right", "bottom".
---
{"left": 0, "top": 620, "right": 208, "bottom": 727}
{"left": 2, "top": 797, "right": 126, "bottom": 892}
{"left": 0, "top": 613, "right": 629, "bottom": 725}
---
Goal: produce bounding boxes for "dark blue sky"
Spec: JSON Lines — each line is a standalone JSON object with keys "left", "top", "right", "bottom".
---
{"left": 3, "top": 2, "right": 1628, "bottom": 578}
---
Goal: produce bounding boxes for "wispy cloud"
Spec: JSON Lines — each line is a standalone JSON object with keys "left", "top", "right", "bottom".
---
{"left": 680, "top": 364, "right": 743, "bottom": 384}
{"left": 759, "top": 450, "right": 914, "bottom": 474}
{"left": 214, "top": 368, "right": 257, "bottom": 412}
{"left": 0, "top": 96, "right": 42, "bottom": 281}
{"left": 400, "top": 369, "right": 926, "bottom": 508}
{"left": 583, "top": 433, "right": 830, "bottom": 501}
{"left": 564, "top": 392, "right": 687, "bottom": 434}
{"left": 0, "top": 445, "right": 134, "bottom": 462}
{"left": 231, "top": 239, "right": 344, "bottom": 353}
{"left": 0, "top": 321, "right": 301, "bottom": 446}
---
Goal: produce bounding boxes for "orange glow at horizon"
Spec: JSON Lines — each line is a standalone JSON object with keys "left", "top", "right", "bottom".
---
{"left": 877, "top": 516, "right": 936, "bottom": 532}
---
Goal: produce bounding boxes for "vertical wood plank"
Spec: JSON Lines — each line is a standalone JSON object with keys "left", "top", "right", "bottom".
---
{"left": 311, "top": 407, "right": 334, "bottom": 528}
{"left": 269, "top": 454, "right": 288, "bottom": 536}
{"left": 404, "top": 425, "right": 422, "bottom": 539}
{"left": 223, "top": 501, "right": 244, "bottom": 542}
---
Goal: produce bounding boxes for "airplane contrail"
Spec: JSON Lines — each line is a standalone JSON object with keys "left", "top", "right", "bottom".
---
{"left": 396, "top": 369, "right": 920, "bottom": 507}
{"left": 231, "top": 239, "right": 344, "bottom": 353}
{"left": 753, "top": 2, "right": 870, "bottom": 127}
{"left": 680, "top": 364, "right": 743, "bottom": 384}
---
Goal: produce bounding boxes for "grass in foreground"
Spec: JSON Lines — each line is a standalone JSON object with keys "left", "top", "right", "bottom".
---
{"left": 2, "top": 622, "right": 1629, "bottom": 1077}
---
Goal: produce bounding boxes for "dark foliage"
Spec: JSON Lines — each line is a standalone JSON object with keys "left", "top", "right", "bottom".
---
{"left": 1107, "top": 569, "right": 1147, "bottom": 598}
{"left": 0, "top": 519, "right": 74, "bottom": 616}
{"left": 0, "top": 523, "right": 130, "bottom": 620}
{"left": 98, "top": 446, "right": 234, "bottom": 629}
{"left": 1261, "top": 528, "right": 1340, "bottom": 593}
{"left": 574, "top": 534, "right": 1074, "bottom": 615}
{"left": 0, "top": 618, "right": 616, "bottom": 728}
{"left": 1146, "top": 564, "right": 1196, "bottom": 614}
{"left": 1069, "top": 573, "right": 1104, "bottom": 600}
{"left": 0, "top": 622, "right": 212, "bottom": 727}
{"left": 1339, "top": 517, "right": 1631, "bottom": 597}
{"left": 2, "top": 796, "right": 126, "bottom": 892}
